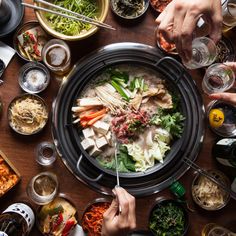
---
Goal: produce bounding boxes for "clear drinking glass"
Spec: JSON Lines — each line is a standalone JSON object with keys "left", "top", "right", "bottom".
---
{"left": 202, "top": 63, "right": 235, "bottom": 94}
{"left": 35, "top": 142, "right": 57, "bottom": 166}
{"left": 183, "top": 37, "right": 218, "bottom": 69}
{"left": 27, "top": 172, "right": 58, "bottom": 205}
{"left": 222, "top": 0, "right": 236, "bottom": 32}
{"left": 42, "top": 39, "right": 71, "bottom": 75}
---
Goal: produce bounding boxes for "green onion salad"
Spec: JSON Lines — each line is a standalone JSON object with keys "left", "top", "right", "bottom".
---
{"left": 44, "top": 0, "right": 99, "bottom": 36}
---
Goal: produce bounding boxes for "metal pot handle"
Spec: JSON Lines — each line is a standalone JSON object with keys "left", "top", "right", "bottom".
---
{"left": 155, "top": 57, "right": 186, "bottom": 83}
{"left": 76, "top": 154, "right": 104, "bottom": 182}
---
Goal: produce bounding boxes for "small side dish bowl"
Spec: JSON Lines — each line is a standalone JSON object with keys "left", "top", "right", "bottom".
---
{"left": 191, "top": 169, "right": 231, "bottom": 211}
{"left": 150, "top": 0, "right": 173, "bottom": 13}
{"left": 13, "top": 21, "right": 48, "bottom": 62}
{"left": 8, "top": 94, "right": 48, "bottom": 135}
{"left": 148, "top": 198, "right": 189, "bottom": 236}
{"left": 207, "top": 100, "right": 236, "bottom": 137}
{"left": 81, "top": 198, "right": 111, "bottom": 235}
{"left": 35, "top": 0, "right": 109, "bottom": 41}
{"left": 0, "top": 149, "right": 21, "bottom": 198}
{"left": 215, "top": 35, "right": 235, "bottom": 63}
{"left": 110, "top": 0, "right": 149, "bottom": 20}
{"left": 18, "top": 62, "right": 50, "bottom": 94}
{"left": 36, "top": 194, "right": 78, "bottom": 236}
{"left": 156, "top": 33, "right": 177, "bottom": 55}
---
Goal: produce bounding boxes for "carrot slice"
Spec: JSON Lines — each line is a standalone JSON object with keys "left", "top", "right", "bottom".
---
{"left": 81, "top": 108, "right": 107, "bottom": 120}
{"left": 80, "top": 120, "right": 88, "bottom": 128}
{"left": 87, "top": 114, "right": 105, "bottom": 126}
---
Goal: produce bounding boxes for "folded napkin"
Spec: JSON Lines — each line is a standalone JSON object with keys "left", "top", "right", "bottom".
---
{"left": 0, "top": 41, "right": 15, "bottom": 67}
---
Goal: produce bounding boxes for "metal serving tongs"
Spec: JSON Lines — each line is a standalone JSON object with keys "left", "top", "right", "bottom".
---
{"left": 183, "top": 157, "right": 236, "bottom": 200}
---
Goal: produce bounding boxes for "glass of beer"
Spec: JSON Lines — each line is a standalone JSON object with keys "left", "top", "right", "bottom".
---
{"left": 42, "top": 39, "right": 71, "bottom": 75}
{"left": 222, "top": 0, "right": 236, "bottom": 32}
{"left": 27, "top": 172, "right": 58, "bottom": 205}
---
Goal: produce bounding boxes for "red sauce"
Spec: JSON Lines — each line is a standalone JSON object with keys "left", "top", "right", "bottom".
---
{"left": 159, "top": 34, "right": 176, "bottom": 53}
{"left": 150, "top": 0, "right": 173, "bottom": 12}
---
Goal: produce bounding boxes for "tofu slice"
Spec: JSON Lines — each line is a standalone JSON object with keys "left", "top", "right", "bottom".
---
{"left": 81, "top": 138, "right": 95, "bottom": 150}
{"left": 93, "top": 121, "right": 110, "bottom": 135}
{"left": 82, "top": 128, "right": 95, "bottom": 138}
{"left": 105, "top": 131, "right": 112, "bottom": 145}
{"left": 95, "top": 136, "right": 108, "bottom": 149}
{"left": 77, "top": 98, "right": 102, "bottom": 107}
{"left": 89, "top": 146, "right": 102, "bottom": 157}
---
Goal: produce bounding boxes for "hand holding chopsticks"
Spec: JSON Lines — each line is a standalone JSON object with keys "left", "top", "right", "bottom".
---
{"left": 21, "top": 0, "right": 115, "bottom": 31}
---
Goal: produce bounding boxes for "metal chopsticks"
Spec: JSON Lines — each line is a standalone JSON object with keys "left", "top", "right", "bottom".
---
{"left": 34, "top": 0, "right": 113, "bottom": 28}
{"left": 21, "top": 2, "right": 115, "bottom": 31}
{"left": 183, "top": 157, "right": 236, "bottom": 199}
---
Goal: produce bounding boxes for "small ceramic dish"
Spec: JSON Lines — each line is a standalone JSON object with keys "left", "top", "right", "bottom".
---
{"left": 148, "top": 198, "right": 189, "bottom": 236}
{"left": 0, "top": 149, "right": 21, "bottom": 197}
{"left": 13, "top": 21, "right": 48, "bottom": 62}
{"left": 0, "top": 0, "right": 24, "bottom": 38}
{"left": 191, "top": 169, "right": 231, "bottom": 210}
{"left": 18, "top": 62, "right": 50, "bottom": 94}
{"left": 207, "top": 100, "right": 236, "bottom": 137}
{"left": 8, "top": 93, "right": 48, "bottom": 135}
{"left": 150, "top": 0, "right": 173, "bottom": 13}
{"left": 215, "top": 36, "right": 235, "bottom": 63}
{"left": 81, "top": 198, "right": 111, "bottom": 235}
{"left": 156, "top": 33, "right": 177, "bottom": 55}
{"left": 36, "top": 193, "right": 78, "bottom": 236}
{"left": 110, "top": 0, "right": 149, "bottom": 20}
{"left": 35, "top": 0, "right": 109, "bottom": 41}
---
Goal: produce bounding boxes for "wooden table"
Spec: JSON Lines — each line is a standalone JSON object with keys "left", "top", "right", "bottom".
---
{"left": 1, "top": 1, "right": 236, "bottom": 235}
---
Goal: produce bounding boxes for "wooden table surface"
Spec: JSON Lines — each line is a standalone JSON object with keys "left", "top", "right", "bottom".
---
{"left": 0, "top": 1, "right": 236, "bottom": 235}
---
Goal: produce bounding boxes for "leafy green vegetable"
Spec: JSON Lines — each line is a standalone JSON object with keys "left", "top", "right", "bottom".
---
{"left": 45, "top": 0, "right": 98, "bottom": 36}
{"left": 150, "top": 109, "right": 184, "bottom": 138}
{"left": 160, "top": 112, "right": 185, "bottom": 138}
{"left": 97, "top": 145, "right": 135, "bottom": 172}
{"left": 149, "top": 202, "right": 185, "bottom": 236}
{"left": 129, "top": 77, "right": 149, "bottom": 92}
{"left": 106, "top": 68, "right": 129, "bottom": 84}
{"left": 111, "top": 80, "right": 130, "bottom": 101}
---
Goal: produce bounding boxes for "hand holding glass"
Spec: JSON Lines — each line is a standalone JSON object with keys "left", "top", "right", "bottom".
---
{"left": 202, "top": 63, "right": 235, "bottom": 94}
{"left": 183, "top": 37, "right": 218, "bottom": 70}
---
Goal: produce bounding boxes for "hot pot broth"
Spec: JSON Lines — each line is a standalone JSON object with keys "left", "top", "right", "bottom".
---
{"left": 72, "top": 65, "right": 185, "bottom": 172}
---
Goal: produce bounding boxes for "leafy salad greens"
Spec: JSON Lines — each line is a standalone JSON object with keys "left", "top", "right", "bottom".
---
{"left": 45, "top": 0, "right": 98, "bottom": 36}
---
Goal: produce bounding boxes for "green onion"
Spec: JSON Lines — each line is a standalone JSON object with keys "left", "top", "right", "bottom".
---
{"left": 111, "top": 80, "right": 130, "bottom": 101}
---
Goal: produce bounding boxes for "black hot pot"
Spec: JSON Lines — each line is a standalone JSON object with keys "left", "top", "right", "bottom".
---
{"left": 52, "top": 43, "right": 205, "bottom": 197}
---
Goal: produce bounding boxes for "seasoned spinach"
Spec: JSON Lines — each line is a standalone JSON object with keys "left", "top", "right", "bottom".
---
{"left": 149, "top": 202, "right": 186, "bottom": 236}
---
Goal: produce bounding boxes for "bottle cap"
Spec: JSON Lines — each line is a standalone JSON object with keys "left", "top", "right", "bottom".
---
{"left": 169, "top": 181, "right": 186, "bottom": 198}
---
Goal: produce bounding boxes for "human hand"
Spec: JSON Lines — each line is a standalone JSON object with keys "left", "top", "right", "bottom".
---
{"left": 209, "top": 93, "right": 236, "bottom": 106}
{"left": 101, "top": 187, "right": 136, "bottom": 236}
{"left": 155, "top": 0, "right": 222, "bottom": 61}
{"left": 209, "top": 62, "right": 236, "bottom": 106}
